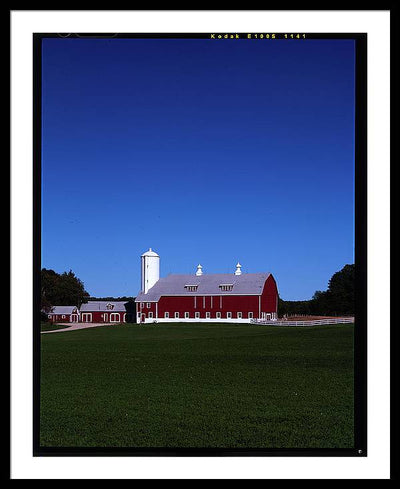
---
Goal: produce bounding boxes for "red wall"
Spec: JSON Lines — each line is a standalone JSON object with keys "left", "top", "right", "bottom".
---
{"left": 48, "top": 314, "right": 71, "bottom": 323}
{"left": 156, "top": 295, "right": 260, "bottom": 319}
{"left": 80, "top": 311, "right": 126, "bottom": 323}
{"left": 260, "top": 274, "right": 278, "bottom": 314}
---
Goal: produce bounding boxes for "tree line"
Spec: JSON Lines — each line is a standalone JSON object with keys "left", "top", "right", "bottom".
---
{"left": 278, "top": 264, "right": 354, "bottom": 317}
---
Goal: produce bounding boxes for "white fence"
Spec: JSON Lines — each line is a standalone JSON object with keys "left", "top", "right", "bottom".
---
{"left": 250, "top": 317, "right": 354, "bottom": 326}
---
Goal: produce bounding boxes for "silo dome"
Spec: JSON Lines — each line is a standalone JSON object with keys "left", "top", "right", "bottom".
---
{"left": 141, "top": 247, "right": 159, "bottom": 258}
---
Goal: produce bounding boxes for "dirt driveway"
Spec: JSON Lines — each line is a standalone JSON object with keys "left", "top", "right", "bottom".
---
{"left": 41, "top": 322, "right": 115, "bottom": 334}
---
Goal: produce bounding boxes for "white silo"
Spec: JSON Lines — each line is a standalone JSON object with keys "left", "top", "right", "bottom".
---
{"left": 141, "top": 248, "right": 160, "bottom": 294}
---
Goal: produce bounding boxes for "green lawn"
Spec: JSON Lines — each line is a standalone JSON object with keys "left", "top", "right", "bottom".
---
{"left": 40, "top": 322, "right": 354, "bottom": 448}
{"left": 41, "top": 322, "right": 72, "bottom": 332}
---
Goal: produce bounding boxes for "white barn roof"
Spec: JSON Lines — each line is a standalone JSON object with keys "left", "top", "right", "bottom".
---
{"left": 49, "top": 306, "right": 77, "bottom": 315}
{"left": 80, "top": 301, "right": 128, "bottom": 312}
{"left": 135, "top": 273, "right": 271, "bottom": 302}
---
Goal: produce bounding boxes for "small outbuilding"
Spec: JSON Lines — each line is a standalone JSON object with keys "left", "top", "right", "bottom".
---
{"left": 46, "top": 306, "right": 79, "bottom": 323}
{"left": 79, "top": 301, "right": 129, "bottom": 323}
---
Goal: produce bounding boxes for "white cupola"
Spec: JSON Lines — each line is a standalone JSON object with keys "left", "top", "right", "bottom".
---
{"left": 195, "top": 264, "right": 203, "bottom": 276}
{"left": 141, "top": 248, "right": 160, "bottom": 294}
{"left": 234, "top": 262, "right": 242, "bottom": 275}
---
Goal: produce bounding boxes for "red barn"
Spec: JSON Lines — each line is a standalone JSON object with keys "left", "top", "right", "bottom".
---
{"left": 79, "top": 301, "right": 129, "bottom": 323}
{"left": 46, "top": 306, "right": 79, "bottom": 323}
{"left": 135, "top": 249, "right": 278, "bottom": 324}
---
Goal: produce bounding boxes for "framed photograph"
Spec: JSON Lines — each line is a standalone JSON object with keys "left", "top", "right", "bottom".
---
{"left": 32, "top": 30, "right": 367, "bottom": 458}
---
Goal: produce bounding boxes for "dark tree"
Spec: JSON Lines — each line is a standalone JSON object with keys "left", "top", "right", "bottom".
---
{"left": 41, "top": 268, "right": 90, "bottom": 310}
{"left": 278, "top": 264, "right": 355, "bottom": 317}
{"left": 325, "top": 264, "right": 355, "bottom": 315}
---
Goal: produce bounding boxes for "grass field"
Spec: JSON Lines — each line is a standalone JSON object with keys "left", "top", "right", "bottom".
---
{"left": 41, "top": 322, "right": 72, "bottom": 332}
{"left": 40, "top": 322, "right": 354, "bottom": 448}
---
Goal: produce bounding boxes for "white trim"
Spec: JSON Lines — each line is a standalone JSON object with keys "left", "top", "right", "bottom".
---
{"left": 206, "top": 312, "right": 210, "bottom": 319}
{"left": 195, "top": 312, "right": 200, "bottom": 319}
{"left": 174, "top": 312, "right": 179, "bottom": 319}
{"left": 81, "top": 313, "right": 92, "bottom": 323}
{"left": 184, "top": 312, "right": 189, "bottom": 318}
{"left": 164, "top": 312, "right": 169, "bottom": 318}
{"left": 226, "top": 312, "right": 232, "bottom": 319}
{"left": 110, "top": 312, "right": 120, "bottom": 323}
{"left": 142, "top": 317, "right": 254, "bottom": 324}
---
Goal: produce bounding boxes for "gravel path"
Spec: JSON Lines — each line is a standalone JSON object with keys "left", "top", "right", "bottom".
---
{"left": 41, "top": 322, "right": 115, "bottom": 334}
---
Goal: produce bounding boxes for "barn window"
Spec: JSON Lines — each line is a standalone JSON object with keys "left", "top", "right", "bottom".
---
{"left": 216, "top": 312, "right": 221, "bottom": 319}
{"left": 47, "top": 315, "right": 51, "bottom": 318}
{"left": 195, "top": 312, "right": 200, "bottom": 319}
{"left": 237, "top": 312, "right": 242, "bottom": 319}
{"left": 164, "top": 312, "right": 169, "bottom": 318}
{"left": 206, "top": 312, "right": 210, "bottom": 319}
{"left": 148, "top": 312, "right": 153, "bottom": 319}
{"left": 248, "top": 312, "right": 253, "bottom": 319}
{"left": 219, "top": 284, "right": 234, "bottom": 292}
{"left": 62, "top": 315, "right": 66, "bottom": 319}
{"left": 106, "top": 303, "right": 114, "bottom": 310}
{"left": 185, "top": 285, "right": 198, "bottom": 292}
{"left": 226, "top": 312, "right": 232, "bottom": 319}
{"left": 146, "top": 303, "right": 151, "bottom": 309}
{"left": 174, "top": 312, "right": 179, "bottom": 319}
{"left": 184, "top": 312, "right": 189, "bottom": 318}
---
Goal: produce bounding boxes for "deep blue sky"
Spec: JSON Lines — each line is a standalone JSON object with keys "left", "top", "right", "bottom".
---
{"left": 42, "top": 38, "right": 355, "bottom": 300}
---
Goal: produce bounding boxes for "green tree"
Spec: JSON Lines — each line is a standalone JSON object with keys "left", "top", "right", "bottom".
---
{"left": 41, "top": 268, "right": 90, "bottom": 311}
{"left": 278, "top": 264, "right": 355, "bottom": 317}
{"left": 326, "top": 264, "right": 355, "bottom": 315}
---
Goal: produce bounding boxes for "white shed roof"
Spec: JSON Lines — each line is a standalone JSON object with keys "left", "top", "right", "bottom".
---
{"left": 80, "top": 301, "right": 128, "bottom": 312}
{"left": 49, "top": 306, "right": 78, "bottom": 315}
